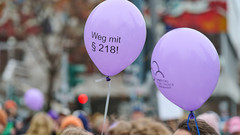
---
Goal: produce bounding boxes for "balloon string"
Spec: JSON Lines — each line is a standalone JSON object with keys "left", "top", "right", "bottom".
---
{"left": 101, "top": 76, "right": 111, "bottom": 135}
{"left": 187, "top": 111, "right": 200, "bottom": 135}
{"left": 95, "top": 77, "right": 106, "bottom": 82}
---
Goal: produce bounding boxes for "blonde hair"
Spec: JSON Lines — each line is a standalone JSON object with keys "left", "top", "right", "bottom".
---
{"left": 61, "top": 127, "right": 90, "bottom": 135}
{"left": 91, "top": 113, "right": 109, "bottom": 133}
{"left": 26, "top": 112, "right": 53, "bottom": 135}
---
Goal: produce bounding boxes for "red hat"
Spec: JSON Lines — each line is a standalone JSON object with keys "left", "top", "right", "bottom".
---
{"left": 4, "top": 100, "right": 17, "bottom": 110}
{"left": 60, "top": 115, "right": 83, "bottom": 130}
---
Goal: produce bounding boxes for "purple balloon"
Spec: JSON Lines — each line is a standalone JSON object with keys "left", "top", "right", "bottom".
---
{"left": 151, "top": 28, "right": 220, "bottom": 111}
{"left": 24, "top": 88, "right": 44, "bottom": 111}
{"left": 84, "top": 0, "right": 146, "bottom": 76}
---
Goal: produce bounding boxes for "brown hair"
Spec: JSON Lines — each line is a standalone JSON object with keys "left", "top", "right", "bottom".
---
{"left": 130, "top": 118, "right": 172, "bottom": 135}
{"left": 0, "top": 109, "right": 7, "bottom": 127}
{"left": 108, "top": 118, "right": 172, "bottom": 135}
{"left": 61, "top": 127, "right": 90, "bottom": 135}
{"left": 108, "top": 121, "right": 132, "bottom": 135}
{"left": 176, "top": 119, "right": 219, "bottom": 135}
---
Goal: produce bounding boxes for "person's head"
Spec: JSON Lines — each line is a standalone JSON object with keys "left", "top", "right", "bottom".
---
{"left": 0, "top": 109, "right": 7, "bottom": 134}
{"left": 227, "top": 116, "right": 240, "bottom": 135}
{"left": 109, "top": 118, "right": 172, "bottom": 135}
{"left": 108, "top": 120, "right": 132, "bottom": 135}
{"left": 174, "top": 119, "right": 219, "bottom": 135}
{"left": 26, "top": 112, "right": 53, "bottom": 135}
{"left": 4, "top": 100, "right": 17, "bottom": 117}
{"left": 130, "top": 118, "right": 172, "bottom": 135}
{"left": 131, "top": 111, "right": 145, "bottom": 121}
{"left": 197, "top": 111, "right": 220, "bottom": 134}
{"left": 73, "top": 110, "right": 91, "bottom": 131}
{"left": 61, "top": 127, "right": 92, "bottom": 135}
{"left": 131, "top": 107, "right": 145, "bottom": 120}
{"left": 60, "top": 115, "right": 84, "bottom": 131}
{"left": 91, "top": 113, "right": 109, "bottom": 134}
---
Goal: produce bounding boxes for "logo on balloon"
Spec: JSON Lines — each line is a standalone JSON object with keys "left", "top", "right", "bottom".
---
{"left": 151, "top": 61, "right": 165, "bottom": 80}
{"left": 151, "top": 61, "right": 174, "bottom": 89}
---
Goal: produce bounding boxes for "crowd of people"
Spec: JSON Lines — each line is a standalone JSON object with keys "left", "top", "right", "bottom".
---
{"left": 0, "top": 100, "right": 239, "bottom": 135}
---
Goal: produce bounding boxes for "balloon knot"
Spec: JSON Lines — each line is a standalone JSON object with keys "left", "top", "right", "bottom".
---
{"left": 189, "top": 111, "right": 195, "bottom": 119}
{"left": 106, "top": 76, "right": 111, "bottom": 81}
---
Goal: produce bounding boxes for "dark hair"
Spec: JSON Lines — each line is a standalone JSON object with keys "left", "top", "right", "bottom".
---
{"left": 176, "top": 119, "right": 219, "bottom": 135}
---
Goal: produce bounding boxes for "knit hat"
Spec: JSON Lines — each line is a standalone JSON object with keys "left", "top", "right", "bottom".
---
{"left": 4, "top": 100, "right": 17, "bottom": 110}
{"left": 60, "top": 115, "right": 84, "bottom": 130}
{"left": 228, "top": 116, "right": 240, "bottom": 134}
{"left": 0, "top": 109, "right": 7, "bottom": 127}
{"left": 197, "top": 112, "right": 220, "bottom": 134}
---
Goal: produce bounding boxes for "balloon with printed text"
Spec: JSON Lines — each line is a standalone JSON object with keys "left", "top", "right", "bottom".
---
{"left": 151, "top": 28, "right": 220, "bottom": 111}
{"left": 84, "top": 0, "right": 146, "bottom": 76}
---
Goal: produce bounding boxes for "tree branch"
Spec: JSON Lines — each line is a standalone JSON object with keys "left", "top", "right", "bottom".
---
{"left": 40, "top": 35, "right": 53, "bottom": 65}
{"left": 25, "top": 37, "right": 49, "bottom": 72}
